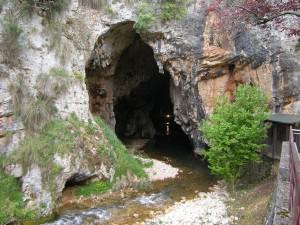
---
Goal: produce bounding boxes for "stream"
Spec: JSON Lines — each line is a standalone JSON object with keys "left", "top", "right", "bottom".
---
{"left": 43, "top": 138, "right": 215, "bottom": 225}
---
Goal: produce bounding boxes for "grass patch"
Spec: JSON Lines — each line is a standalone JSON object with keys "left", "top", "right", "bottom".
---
{"left": 20, "top": 0, "right": 70, "bottom": 19}
{"left": 95, "top": 116, "right": 147, "bottom": 181}
{"left": 74, "top": 71, "right": 85, "bottom": 82}
{"left": 76, "top": 181, "right": 112, "bottom": 197}
{"left": 7, "top": 114, "right": 100, "bottom": 192}
{"left": 0, "top": 9, "right": 23, "bottom": 67}
{"left": 0, "top": 157, "right": 35, "bottom": 225}
{"left": 8, "top": 114, "right": 146, "bottom": 199}
{"left": 228, "top": 174, "right": 276, "bottom": 225}
{"left": 9, "top": 68, "right": 70, "bottom": 132}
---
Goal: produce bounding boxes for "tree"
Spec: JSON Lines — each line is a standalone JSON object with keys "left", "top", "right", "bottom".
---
{"left": 208, "top": 0, "right": 300, "bottom": 36}
{"left": 199, "top": 85, "right": 269, "bottom": 190}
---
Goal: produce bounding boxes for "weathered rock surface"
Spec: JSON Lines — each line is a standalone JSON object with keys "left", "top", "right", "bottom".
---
{"left": 0, "top": 0, "right": 299, "bottom": 216}
{"left": 142, "top": 184, "right": 231, "bottom": 225}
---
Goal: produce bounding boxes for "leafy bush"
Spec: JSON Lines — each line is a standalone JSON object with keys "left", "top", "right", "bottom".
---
{"left": 0, "top": 157, "right": 34, "bottom": 225}
{"left": 133, "top": 2, "right": 156, "bottom": 33}
{"left": 200, "top": 85, "right": 269, "bottom": 190}
{"left": 0, "top": 10, "right": 23, "bottom": 67}
{"left": 161, "top": 2, "right": 187, "bottom": 22}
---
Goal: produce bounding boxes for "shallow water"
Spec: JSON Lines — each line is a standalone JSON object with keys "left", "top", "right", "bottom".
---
{"left": 41, "top": 138, "right": 215, "bottom": 225}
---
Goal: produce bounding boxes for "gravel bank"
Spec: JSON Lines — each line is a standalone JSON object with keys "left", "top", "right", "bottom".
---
{"left": 141, "top": 184, "right": 232, "bottom": 225}
{"left": 140, "top": 158, "right": 179, "bottom": 181}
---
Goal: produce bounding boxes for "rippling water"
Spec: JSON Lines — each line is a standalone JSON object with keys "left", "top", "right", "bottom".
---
{"left": 41, "top": 139, "right": 215, "bottom": 225}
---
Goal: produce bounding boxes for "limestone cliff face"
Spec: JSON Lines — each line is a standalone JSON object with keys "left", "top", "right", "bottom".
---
{"left": 0, "top": 0, "right": 299, "bottom": 160}
{"left": 0, "top": 0, "right": 299, "bottom": 215}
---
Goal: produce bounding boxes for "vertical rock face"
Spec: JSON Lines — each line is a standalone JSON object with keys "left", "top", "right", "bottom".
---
{"left": 0, "top": 0, "right": 299, "bottom": 216}
{"left": 13, "top": 0, "right": 293, "bottom": 152}
{"left": 1, "top": 1, "right": 299, "bottom": 156}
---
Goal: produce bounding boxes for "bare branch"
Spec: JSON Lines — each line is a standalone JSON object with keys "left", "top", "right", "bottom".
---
{"left": 233, "top": 5, "right": 300, "bottom": 25}
{"left": 232, "top": 5, "right": 259, "bottom": 18}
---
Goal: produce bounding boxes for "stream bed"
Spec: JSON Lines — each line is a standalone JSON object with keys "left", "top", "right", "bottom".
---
{"left": 43, "top": 139, "right": 216, "bottom": 225}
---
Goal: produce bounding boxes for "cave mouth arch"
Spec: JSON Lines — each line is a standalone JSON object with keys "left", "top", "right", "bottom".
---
{"left": 86, "top": 22, "right": 192, "bottom": 152}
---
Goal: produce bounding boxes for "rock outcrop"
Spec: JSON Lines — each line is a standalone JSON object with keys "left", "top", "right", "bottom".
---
{"left": 0, "top": 0, "right": 299, "bottom": 216}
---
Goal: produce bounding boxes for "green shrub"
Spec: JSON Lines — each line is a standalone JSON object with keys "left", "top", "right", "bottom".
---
{"left": 0, "top": 157, "right": 35, "bottom": 225}
{"left": 200, "top": 85, "right": 269, "bottom": 191}
{"left": 133, "top": 2, "right": 156, "bottom": 33}
{"left": 0, "top": 10, "right": 23, "bottom": 67}
{"left": 161, "top": 2, "right": 187, "bottom": 22}
{"left": 76, "top": 181, "right": 112, "bottom": 197}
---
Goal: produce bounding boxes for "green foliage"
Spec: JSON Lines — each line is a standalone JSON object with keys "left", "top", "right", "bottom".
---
{"left": 37, "top": 67, "right": 71, "bottom": 98}
{"left": 20, "top": 0, "right": 70, "bottom": 19}
{"left": 74, "top": 71, "right": 85, "bottom": 82}
{"left": 0, "top": 10, "right": 23, "bottom": 66}
{"left": 0, "top": 0, "right": 6, "bottom": 13}
{"left": 94, "top": 117, "right": 147, "bottom": 181}
{"left": 78, "top": 0, "right": 115, "bottom": 15}
{"left": 9, "top": 68, "right": 70, "bottom": 132}
{"left": 9, "top": 75, "right": 57, "bottom": 133}
{"left": 200, "top": 85, "right": 269, "bottom": 189}
{"left": 8, "top": 114, "right": 99, "bottom": 192}
{"left": 20, "top": 97, "right": 57, "bottom": 132}
{"left": 0, "top": 157, "right": 35, "bottom": 225}
{"left": 79, "top": 0, "right": 107, "bottom": 10}
{"left": 161, "top": 2, "right": 187, "bottom": 22}
{"left": 133, "top": 0, "right": 188, "bottom": 32}
{"left": 133, "top": 2, "right": 156, "bottom": 33}
{"left": 8, "top": 114, "right": 146, "bottom": 199}
{"left": 76, "top": 181, "right": 112, "bottom": 197}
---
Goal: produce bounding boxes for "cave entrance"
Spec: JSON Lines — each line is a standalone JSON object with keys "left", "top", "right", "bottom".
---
{"left": 85, "top": 22, "right": 192, "bottom": 153}
{"left": 113, "top": 39, "right": 192, "bottom": 153}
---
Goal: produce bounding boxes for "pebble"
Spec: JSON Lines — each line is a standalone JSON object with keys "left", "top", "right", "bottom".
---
{"left": 142, "top": 184, "right": 232, "bottom": 225}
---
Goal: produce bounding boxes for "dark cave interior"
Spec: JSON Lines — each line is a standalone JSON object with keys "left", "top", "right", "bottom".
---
{"left": 113, "top": 36, "right": 191, "bottom": 149}
{"left": 86, "top": 28, "right": 192, "bottom": 151}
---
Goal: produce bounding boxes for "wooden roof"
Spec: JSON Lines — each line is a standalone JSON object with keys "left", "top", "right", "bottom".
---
{"left": 267, "top": 113, "right": 299, "bottom": 125}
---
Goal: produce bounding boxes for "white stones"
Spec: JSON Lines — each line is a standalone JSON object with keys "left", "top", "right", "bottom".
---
{"left": 142, "top": 185, "right": 232, "bottom": 225}
{"left": 143, "top": 158, "right": 179, "bottom": 181}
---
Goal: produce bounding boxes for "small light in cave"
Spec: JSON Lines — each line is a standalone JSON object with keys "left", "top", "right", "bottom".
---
{"left": 165, "top": 114, "right": 171, "bottom": 118}
{"left": 166, "top": 124, "right": 170, "bottom": 136}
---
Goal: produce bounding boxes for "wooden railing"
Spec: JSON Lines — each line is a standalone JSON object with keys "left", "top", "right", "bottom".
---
{"left": 289, "top": 127, "right": 300, "bottom": 225}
